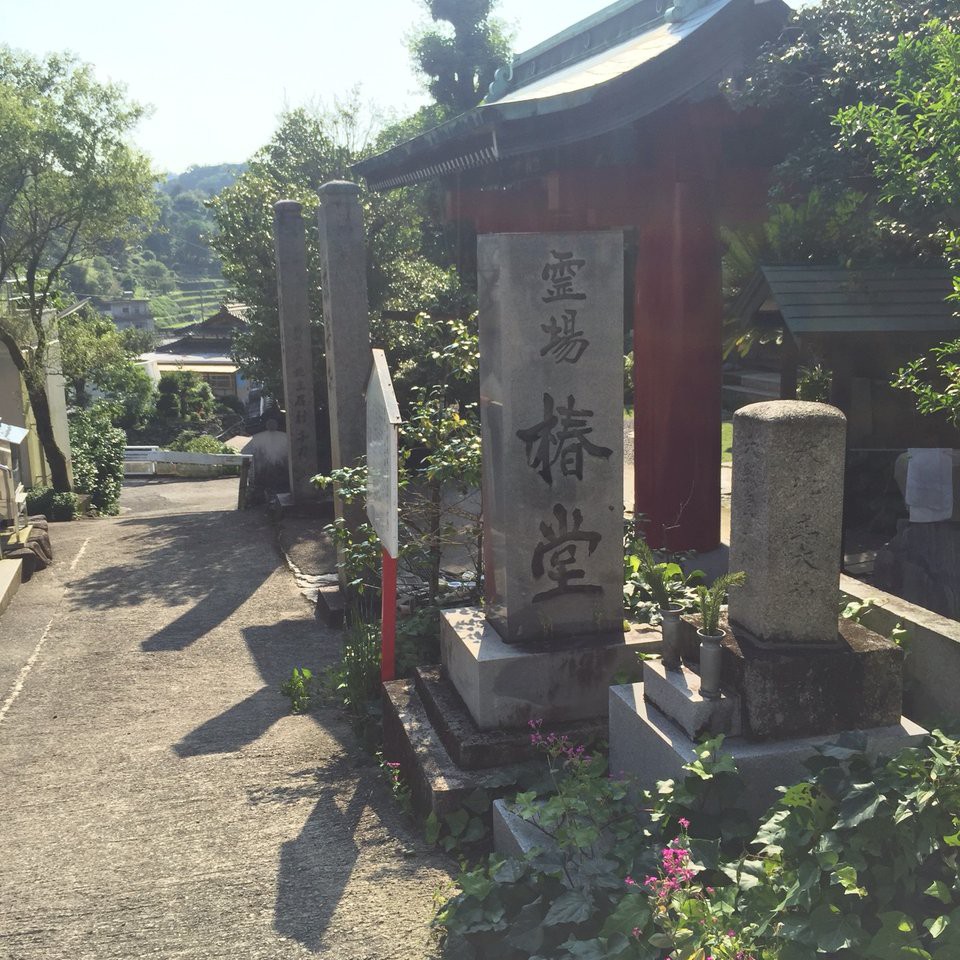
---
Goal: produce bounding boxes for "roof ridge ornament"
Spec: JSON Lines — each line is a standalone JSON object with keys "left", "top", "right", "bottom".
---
{"left": 487, "top": 61, "right": 514, "bottom": 102}
{"left": 665, "top": 0, "right": 713, "bottom": 23}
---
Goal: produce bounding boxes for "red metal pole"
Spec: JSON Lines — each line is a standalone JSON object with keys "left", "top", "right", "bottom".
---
{"left": 380, "top": 549, "right": 397, "bottom": 682}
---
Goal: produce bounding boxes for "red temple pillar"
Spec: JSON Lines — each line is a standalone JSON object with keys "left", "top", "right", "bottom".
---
{"left": 633, "top": 115, "right": 722, "bottom": 552}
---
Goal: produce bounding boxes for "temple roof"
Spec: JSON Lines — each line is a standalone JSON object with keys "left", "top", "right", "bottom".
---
{"left": 737, "top": 265, "right": 960, "bottom": 336}
{"left": 356, "top": 0, "right": 789, "bottom": 191}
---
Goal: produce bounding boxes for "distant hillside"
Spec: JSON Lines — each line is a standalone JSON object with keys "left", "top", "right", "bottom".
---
{"left": 162, "top": 163, "right": 246, "bottom": 198}
{"left": 64, "top": 163, "right": 245, "bottom": 319}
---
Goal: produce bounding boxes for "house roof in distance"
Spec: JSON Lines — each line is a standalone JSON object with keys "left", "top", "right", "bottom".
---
{"left": 355, "top": 0, "right": 789, "bottom": 191}
{"left": 737, "top": 265, "right": 960, "bottom": 335}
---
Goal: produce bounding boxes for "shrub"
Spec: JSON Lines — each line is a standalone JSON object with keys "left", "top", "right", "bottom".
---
{"left": 167, "top": 430, "right": 231, "bottom": 455}
{"left": 436, "top": 731, "right": 960, "bottom": 960}
{"left": 69, "top": 405, "right": 126, "bottom": 515}
{"left": 25, "top": 486, "right": 55, "bottom": 517}
{"left": 49, "top": 492, "right": 78, "bottom": 521}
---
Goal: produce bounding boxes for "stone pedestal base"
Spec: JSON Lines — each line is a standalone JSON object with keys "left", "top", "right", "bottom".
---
{"left": 442, "top": 607, "right": 660, "bottom": 730}
{"left": 643, "top": 661, "right": 740, "bottom": 739}
{"left": 676, "top": 613, "right": 905, "bottom": 740}
{"left": 609, "top": 684, "right": 926, "bottom": 815}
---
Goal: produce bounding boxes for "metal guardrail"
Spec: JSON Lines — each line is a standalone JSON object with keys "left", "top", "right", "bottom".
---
{"left": 123, "top": 448, "right": 253, "bottom": 509}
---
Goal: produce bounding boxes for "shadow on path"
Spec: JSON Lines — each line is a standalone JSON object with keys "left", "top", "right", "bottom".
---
{"left": 70, "top": 511, "right": 276, "bottom": 652}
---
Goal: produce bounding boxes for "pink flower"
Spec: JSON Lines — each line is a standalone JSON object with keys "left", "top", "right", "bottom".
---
{"left": 678, "top": 817, "right": 690, "bottom": 829}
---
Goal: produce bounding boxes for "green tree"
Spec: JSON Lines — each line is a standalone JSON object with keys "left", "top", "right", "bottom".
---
{"left": 410, "top": 0, "right": 512, "bottom": 113}
{"left": 836, "top": 22, "right": 960, "bottom": 427}
{"left": 59, "top": 305, "right": 157, "bottom": 430}
{"left": 0, "top": 48, "right": 156, "bottom": 491}
{"left": 730, "top": 0, "right": 960, "bottom": 207}
{"left": 210, "top": 102, "right": 464, "bottom": 400}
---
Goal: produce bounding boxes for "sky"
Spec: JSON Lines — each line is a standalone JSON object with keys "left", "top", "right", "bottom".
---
{"left": 0, "top": 0, "right": 810, "bottom": 175}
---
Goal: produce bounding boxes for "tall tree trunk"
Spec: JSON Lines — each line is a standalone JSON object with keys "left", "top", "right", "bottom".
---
{"left": 24, "top": 379, "right": 71, "bottom": 492}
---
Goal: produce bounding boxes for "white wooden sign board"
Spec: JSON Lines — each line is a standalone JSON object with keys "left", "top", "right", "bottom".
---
{"left": 365, "top": 349, "right": 402, "bottom": 558}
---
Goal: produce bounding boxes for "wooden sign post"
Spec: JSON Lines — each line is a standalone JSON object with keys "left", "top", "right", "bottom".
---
{"left": 365, "top": 349, "right": 402, "bottom": 682}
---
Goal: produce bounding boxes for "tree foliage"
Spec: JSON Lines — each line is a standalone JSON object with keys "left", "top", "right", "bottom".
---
{"left": 210, "top": 101, "right": 465, "bottom": 401}
{"left": 0, "top": 47, "right": 156, "bottom": 490}
{"left": 729, "top": 0, "right": 960, "bottom": 206}
{"left": 835, "top": 22, "right": 960, "bottom": 428}
{"left": 410, "top": 0, "right": 512, "bottom": 113}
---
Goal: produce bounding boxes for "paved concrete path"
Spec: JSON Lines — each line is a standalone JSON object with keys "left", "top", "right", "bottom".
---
{"left": 0, "top": 479, "right": 452, "bottom": 959}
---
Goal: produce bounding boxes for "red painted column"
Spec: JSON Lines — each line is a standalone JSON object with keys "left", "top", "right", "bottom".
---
{"left": 633, "top": 126, "right": 722, "bottom": 552}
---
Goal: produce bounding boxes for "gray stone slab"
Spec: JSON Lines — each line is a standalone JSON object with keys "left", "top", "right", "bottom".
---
{"left": 381, "top": 677, "right": 537, "bottom": 817}
{"left": 413, "top": 665, "right": 608, "bottom": 770}
{"left": 728, "top": 401, "right": 847, "bottom": 645}
{"left": 479, "top": 231, "right": 624, "bottom": 644}
{"left": 609, "top": 684, "right": 927, "bottom": 816}
{"left": 642, "top": 661, "right": 740, "bottom": 739}
{"left": 442, "top": 606, "right": 658, "bottom": 730}
{"left": 273, "top": 200, "right": 320, "bottom": 502}
{"left": 492, "top": 798, "right": 554, "bottom": 858}
{"left": 316, "top": 181, "right": 370, "bottom": 542}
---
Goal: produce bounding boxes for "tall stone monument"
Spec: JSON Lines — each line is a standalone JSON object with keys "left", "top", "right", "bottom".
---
{"left": 316, "top": 181, "right": 370, "bottom": 539}
{"left": 608, "top": 401, "right": 926, "bottom": 812}
{"left": 441, "top": 231, "right": 655, "bottom": 730}
{"left": 481, "top": 233, "right": 625, "bottom": 643}
{"left": 273, "top": 200, "right": 320, "bottom": 502}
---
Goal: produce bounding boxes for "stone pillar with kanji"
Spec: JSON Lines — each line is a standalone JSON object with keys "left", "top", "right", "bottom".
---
{"left": 440, "top": 231, "right": 658, "bottom": 731}
{"left": 273, "top": 200, "right": 320, "bottom": 502}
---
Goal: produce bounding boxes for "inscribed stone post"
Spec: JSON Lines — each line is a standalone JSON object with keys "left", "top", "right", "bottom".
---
{"left": 316, "top": 181, "right": 370, "bottom": 538}
{"left": 273, "top": 200, "right": 319, "bottom": 502}
{"left": 479, "top": 232, "right": 624, "bottom": 644}
{"left": 727, "top": 400, "right": 847, "bottom": 645}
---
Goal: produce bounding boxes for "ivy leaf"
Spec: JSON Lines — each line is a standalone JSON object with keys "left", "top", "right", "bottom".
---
{"left": 835, "top": 786, "right": 883, "bottom": 828}
{"left": 559, "top": 937, "right": 610, "bottom": 959}
{"left": 925, "top": 881, "right": 953, "bottom": 904}
{"left": 544, "top": 889, "right": 595, "bottom": 926}
{"left": 807, "top": 904, "right": 863, "bottom": 952}
{"left": 925, "top": 916, "right": 950, "bottom": 939}
{"left": 491, "top": 858, "right": 526, "bottom": 885}
{"left": 445, "top": 808, "right": 469, "bottom": 838}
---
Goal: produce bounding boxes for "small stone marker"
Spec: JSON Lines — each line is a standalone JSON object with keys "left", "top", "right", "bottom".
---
{"left": 728, "top": 400, "right": 846, "bottom": 645}
{"left": 316, "top": 181, "right": 370, "bottom": 537}
{"left": 478, "top": 231, "right": 624, "bottom": 644}
{"left": 273, "top": 200, "right": 320, "bottom": 502}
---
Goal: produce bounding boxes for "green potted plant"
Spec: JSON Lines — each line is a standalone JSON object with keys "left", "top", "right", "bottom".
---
{"left": 631, "top": 539, "right": 686, "bottom": 670}
{"left": 694, "top": 571, "right": 746, "bottom": 699}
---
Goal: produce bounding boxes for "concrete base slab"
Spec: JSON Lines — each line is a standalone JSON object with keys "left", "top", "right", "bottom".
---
{"left": 382, "top": 677, "right": 540, "bottom": 817}
{"left": 442, "top": 607, "right": 660, "bottom": 730}
{"left": 413, "top": 665, "right": 607, "bottom": 770}
{"left": 609, "top": 683, "right": 927, "bottom": 815}
{"left": 643, "top": 661, "right": 740, "bottom": 739}
{"left": 0, "top": 559, "right": 22, "bottom": 618}
{"left": 315, "top": 582, "right": 347, "bottom": 627}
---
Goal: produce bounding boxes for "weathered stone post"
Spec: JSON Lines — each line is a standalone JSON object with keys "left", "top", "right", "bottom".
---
{"left": 728, "top": 401, "right": 846, "bottom": 645}
{"left": 273, "top": 200, "right": 320, "bottom": 502}
{"left": 607, "top": 399, "right": 924, "bottom": 818}
{"left": 316, "top": 181, "right": 370, "bottom": 539}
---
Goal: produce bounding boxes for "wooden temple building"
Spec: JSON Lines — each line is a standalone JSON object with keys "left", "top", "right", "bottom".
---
{"left": 357, "top": 0, "right": 790, "bottom": 551}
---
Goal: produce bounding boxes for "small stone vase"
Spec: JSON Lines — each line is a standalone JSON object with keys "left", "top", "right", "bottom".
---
{"left": 697, "top": 628, "right": 724, "bottom": 700}
{"left": 659, "top": 604, "right": 684, "bottom": 671}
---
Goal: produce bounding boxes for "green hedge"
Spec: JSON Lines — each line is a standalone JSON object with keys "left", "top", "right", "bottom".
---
{"left": 69, "top": 406, "right": 126, "bottom": 515}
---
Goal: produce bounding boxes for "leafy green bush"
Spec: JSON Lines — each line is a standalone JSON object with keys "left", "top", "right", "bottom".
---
{"left": 623, "top": 531, "right": 704, "bottom": 624}
{"left": 436, "top": 730, "right": 960, "bottom": 960}
{"left": 69, "top": 405, "right": 126, "bottom": 515}
{"left": 280, "top": 667, "right": 314, "bottom": 714}
{"left": 25, "top": 486, "right": 55, "bottom": 517}
{"left": 50, "top": 492, "right": 78, "bottom": 521}
{"left": 167, "top": 430, "right": 231, "bottom": 455}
